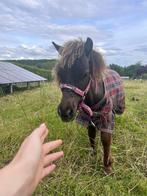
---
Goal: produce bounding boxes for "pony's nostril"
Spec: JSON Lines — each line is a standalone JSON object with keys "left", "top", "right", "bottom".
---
{"left": 66, "top": 109, "right": 73, "bottom": 118}
{"left": 58, "top": 105, "right": 74, "bottom": 121}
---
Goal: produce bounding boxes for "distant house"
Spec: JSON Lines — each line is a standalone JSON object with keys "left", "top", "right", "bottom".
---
{"left": 121, "top": 76, "right": 129, "bottom": 80}
{"left": 0, "top": 62, "right": 47, "bottom": 93}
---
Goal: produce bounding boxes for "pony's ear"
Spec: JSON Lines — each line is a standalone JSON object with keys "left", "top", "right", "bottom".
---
{"left": 52, "top": 42, "right": 63, "bottom": 55}
{"left": 84, "top": 37, "right": 93, "bottom": 57}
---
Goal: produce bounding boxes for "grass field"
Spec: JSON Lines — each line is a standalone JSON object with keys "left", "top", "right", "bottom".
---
{"left": 0, "top": 80, "right": 147, "bottom": 196}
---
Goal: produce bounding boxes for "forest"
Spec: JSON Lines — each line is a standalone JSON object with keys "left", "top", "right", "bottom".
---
{"left": 3, "top": 60, "right": 147, "bottom": 80}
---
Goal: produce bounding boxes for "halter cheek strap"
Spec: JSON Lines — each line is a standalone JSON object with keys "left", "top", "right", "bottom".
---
{"left": 78, "top": 102, "right": 93, "bottom": 116}
{"left": 60, "top": 78, "right": 94, "bottom": 117}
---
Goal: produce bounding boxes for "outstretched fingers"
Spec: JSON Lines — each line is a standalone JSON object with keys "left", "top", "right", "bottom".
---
{"left": 41, "top": 151, "right": 64, "bottom": 179}
{"left": 41, "top": 164, "right": 56, "bottom": 179}
{"left": 44, "top": 151, "right": 64, "bottom": 167}
{"left": 43, "top": 140, "right": 63, "bottom": 155}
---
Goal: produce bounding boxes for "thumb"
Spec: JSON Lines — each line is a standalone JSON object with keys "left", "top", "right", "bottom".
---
{"left": 32, "top": 123, "right": 49, "bottom": 143}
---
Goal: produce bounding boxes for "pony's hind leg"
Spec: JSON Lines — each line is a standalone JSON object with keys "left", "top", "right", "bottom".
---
{"left": 100, "top": 131, "right": 113, "bottom": 174}
{"left": 88, "top": 125, "right": 96, "bottom": 155}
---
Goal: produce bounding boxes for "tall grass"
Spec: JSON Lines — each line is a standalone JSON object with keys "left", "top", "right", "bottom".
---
{"left": 0, "top": 80, "right": 146, "bottom": 195}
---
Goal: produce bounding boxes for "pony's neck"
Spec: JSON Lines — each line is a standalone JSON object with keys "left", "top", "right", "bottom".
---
{"left": 84, "top": 78, "right": 104, "bottom": 107}
{"left": 84, "top": 51, "right": 106, "bottom": 107}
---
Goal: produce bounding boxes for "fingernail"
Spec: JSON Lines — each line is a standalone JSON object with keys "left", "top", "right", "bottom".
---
{"left": 40, "top": 123, "right": 46, "bottom": 128}
{"left": 59, "top": 139, "right": 63, "bottom": 144}
{"left": 52, "top": 164, "right": 56, "bottom": 169}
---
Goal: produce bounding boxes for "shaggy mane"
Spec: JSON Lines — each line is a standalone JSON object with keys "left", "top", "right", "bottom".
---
{"left": 54, "top": 39, "right": 106, "bottom": 83}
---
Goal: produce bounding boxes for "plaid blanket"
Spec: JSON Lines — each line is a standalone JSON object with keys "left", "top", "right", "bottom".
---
{"left": 76, "top": 69, "right": 125, "bottom": 133}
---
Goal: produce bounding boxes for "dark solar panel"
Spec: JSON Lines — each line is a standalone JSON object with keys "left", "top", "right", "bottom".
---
{"left": 0, "top": 62, "right": 47, "bottom": 84}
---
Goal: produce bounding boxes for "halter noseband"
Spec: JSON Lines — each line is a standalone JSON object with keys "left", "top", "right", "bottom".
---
{"left": 60, "top": 78, "right": 94, "bottom": 117}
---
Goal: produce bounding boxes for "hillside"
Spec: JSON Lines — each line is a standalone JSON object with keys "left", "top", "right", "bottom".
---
{"left": 0, "top": 80, "right": 146, "bottom": 195}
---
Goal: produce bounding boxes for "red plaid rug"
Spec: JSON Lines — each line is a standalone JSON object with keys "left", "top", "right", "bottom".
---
{"left": 76, "top": 69, "right": 125, "bottom": 133}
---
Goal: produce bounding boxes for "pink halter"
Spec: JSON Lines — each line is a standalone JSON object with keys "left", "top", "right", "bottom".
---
{"left": 60, "top": 78, "right": 94, "bottom": 117}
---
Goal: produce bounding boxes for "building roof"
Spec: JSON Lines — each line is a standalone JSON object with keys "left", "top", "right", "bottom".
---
{"left": 0, "top": 62, "right": 47, "bottom": 84}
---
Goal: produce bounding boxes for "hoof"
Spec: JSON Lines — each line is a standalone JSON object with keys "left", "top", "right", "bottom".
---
{"left": 89, "top": 147, "right": 96, "bottom": 156}
{"left": 104, "top": 166, "right": 113, "bottom": 175}
{"left": 104, "top": 156, "right": 114, "bottom": 175}
{"left": 109, "top": 156, "right": 114, "bottom": 165}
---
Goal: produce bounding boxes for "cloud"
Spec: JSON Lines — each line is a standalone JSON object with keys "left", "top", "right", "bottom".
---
{"left": 96, "top": 47, "right": 107, "bottom": 55}
{"left": 0, "top": 44, "right": 53, "bottom": 60}
{"left": 18, "top": 0, "right": 41, "bottom": 8}
{"left": 0, "top": 0, "right": 147, "bottom": 65}
{"left": 134, "top": 45, "right": 147, "bottom": 53}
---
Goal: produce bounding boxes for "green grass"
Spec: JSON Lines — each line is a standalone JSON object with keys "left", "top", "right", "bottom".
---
{"left": 0, "top": 80, "right": 147, "bottom": 196}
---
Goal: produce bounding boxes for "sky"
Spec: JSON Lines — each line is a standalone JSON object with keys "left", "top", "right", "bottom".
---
{"left": 0, "top": 0, "right": 147, "bottom": 66}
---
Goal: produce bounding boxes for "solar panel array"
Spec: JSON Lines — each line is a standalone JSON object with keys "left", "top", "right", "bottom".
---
{"left": 0, "top": 62, "right": 47, "bottom": 84}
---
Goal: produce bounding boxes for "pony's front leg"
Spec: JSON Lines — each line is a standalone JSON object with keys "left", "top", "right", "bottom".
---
{"left": 100, "top": 131, "right": 113, "bottom": 174}
{"left": 88, "top": 125, "right": 96, "bottom": 155}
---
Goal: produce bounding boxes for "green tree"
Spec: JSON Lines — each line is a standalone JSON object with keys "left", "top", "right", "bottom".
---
{"left": 124, "top": 62, "right": 142, "bottom": 78}
{"left": 109, "top": 64, "right": 124, "bottom": 76}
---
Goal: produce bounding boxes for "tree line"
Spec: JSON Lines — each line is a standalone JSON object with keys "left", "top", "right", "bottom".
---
{"left": 109, "top": 62, "right": 147, "bottom": 79}
{"left": 3, "top": 60, "right": 147, "bottom": 80}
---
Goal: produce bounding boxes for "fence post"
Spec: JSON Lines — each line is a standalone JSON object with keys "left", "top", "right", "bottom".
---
{"left": 10, "top": 84, "right": 13, "bottom": 93}
{"left": 27, "top": 82, "right": 30, "bottom": 89}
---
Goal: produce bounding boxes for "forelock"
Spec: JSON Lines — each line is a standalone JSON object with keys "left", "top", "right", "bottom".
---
{"left": 58, "top": 39, "right": 84, "bottom": 68}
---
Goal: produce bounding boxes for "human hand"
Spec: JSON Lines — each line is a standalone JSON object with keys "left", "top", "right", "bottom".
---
{"left": 0, "top": 123, "right": 63, "bottom": 196}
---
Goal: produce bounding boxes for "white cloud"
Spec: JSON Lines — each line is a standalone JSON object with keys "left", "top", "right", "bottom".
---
{"left": 18, "top": 0, "right": 41, "bottom": 8}
{"left": 0, "top": 44, "right": 54, "bottom": 60}
{"left": 0, "top": 0, "right": 147, "bottom": 65}
{"left": 96, "top": 47, "right": 107, "bottom": 55}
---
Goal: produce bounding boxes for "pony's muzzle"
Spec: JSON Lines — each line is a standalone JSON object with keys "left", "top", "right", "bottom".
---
{"left": 58, "top": 104, "right": 76, "bottom": 122}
